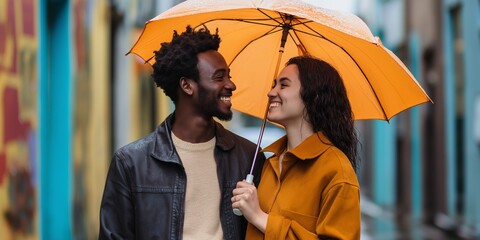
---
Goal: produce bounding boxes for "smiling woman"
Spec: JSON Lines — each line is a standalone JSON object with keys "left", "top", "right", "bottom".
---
{"left": 232, "top": 56, "right": 361, "bottom": 240}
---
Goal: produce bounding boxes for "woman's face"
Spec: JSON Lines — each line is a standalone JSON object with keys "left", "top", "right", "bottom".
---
{"left": 267, "top": 64, "right": 306, "bottom": 127}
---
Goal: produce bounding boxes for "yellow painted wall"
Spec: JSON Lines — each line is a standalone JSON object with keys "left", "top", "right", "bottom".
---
{"left": 71, "top": 0, "right": 110, "bottom": 238}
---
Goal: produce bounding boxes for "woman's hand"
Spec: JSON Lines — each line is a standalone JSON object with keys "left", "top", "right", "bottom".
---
{"left": 232, "top": 180, "right": 268, "bottom": 233}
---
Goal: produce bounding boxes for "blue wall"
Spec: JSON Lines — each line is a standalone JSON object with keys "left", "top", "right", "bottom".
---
{"left": 442, "top": 0, "right": 458, "bottom": 220}
{"left": 39, "top": 0, "right": 73, "bottom": 239}
{"left": 408, "top": 32, "right": 423, "bottom": 219}
{"left": 372, "top": 120, "right": 397, "bottom": 208}
{"left": 461, "top": 0, "right": 480, "bottom": 235}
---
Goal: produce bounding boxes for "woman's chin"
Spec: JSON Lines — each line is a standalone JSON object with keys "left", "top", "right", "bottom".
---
{"left": 267, "top": 116, "right": 282, "bottom": 125}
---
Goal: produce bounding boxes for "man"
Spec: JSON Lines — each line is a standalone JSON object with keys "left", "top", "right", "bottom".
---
{"left": 99, "top": 26, "right": 265, "bottom": 240}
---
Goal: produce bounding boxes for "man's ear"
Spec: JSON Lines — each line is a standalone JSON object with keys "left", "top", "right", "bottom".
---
{"left": 179, "top": 77, "right": 195, "bottom": 95}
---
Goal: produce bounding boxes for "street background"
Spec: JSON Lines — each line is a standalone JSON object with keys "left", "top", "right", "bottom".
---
{"left": 1, "top": 0, "right": 479, "bottom": 239}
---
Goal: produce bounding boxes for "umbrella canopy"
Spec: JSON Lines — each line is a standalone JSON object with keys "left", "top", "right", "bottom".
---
{"left": 128, "top": 0, "right": 432, "bottom": 121}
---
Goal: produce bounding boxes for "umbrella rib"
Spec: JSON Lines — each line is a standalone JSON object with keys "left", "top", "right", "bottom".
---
{"left": 266, "top": 10, "right": 313, "bottom": 27}
{"left": 229, "top": 27, "right": 283, "bottom": 65}
{"left": 291, "top": 20, "right": 314, "bottom": 27}
{"left": 293, "top": 23, "right": 389, "bottom": 120}
{"left": 146, "top": 19, "right": 280, "bottom": 64}
{"left": 195, "top": 18, "right": 280, "bottom": 28}
{"left": 257, "top": 8, "right": 283, "bottom": 25}
{"left": 289, "top": 30, "right": 309, "bottom": 55}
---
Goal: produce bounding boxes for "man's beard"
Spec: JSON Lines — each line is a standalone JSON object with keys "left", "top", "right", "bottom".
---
{"left": 198, "top": 85, "right": 232, "bottom": 121}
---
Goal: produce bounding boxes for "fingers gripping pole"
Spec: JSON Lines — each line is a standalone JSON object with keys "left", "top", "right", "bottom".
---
{"left": 233, "top": 105, "right": 268, "bottom": 217}
{"left": 233, "top": 108, "right": 267, "bottom": 217}
{"left": 233, "top": 174, "right": 254, "bottom": 216}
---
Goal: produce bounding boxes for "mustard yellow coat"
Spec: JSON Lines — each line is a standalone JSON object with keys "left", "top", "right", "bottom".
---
{"left": 245, "top": 132, "right": 360, "bottom": 240}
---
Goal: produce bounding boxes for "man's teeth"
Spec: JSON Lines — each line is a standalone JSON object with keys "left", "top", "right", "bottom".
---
{"left": 220, "top": 96, "right": 231, "bottom": 102}
{"left": 270, "top": 102, "right": 280, "bottom": 107}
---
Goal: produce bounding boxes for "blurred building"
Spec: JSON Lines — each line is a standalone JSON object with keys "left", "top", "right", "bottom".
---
{"left": 0, "top": 0, "right": 479, "bottom": 239}
{"left": 356, "top": 0, "right": 480, "bottom": 238}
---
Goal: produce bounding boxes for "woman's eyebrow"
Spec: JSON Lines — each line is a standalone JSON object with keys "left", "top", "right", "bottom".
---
{"left": 279, "top": 77, "right": 291, "bottom": 83}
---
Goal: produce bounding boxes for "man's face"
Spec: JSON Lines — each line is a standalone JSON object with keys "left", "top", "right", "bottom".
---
{"left": 195, "top": 50, "right": 236, "bottom": 121}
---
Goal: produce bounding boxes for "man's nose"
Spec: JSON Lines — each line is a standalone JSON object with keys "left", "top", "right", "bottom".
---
{"left": 226, "top": 78, "right": 236, "bottom": 91}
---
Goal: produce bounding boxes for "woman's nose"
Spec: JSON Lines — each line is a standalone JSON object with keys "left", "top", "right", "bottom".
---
{"left": 267, "top": 86, "right": 278, "bottom": 97}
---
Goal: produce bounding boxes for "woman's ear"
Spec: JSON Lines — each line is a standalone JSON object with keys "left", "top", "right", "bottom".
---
{"left": 179, "top": 77, "right": 194, "bottom": 95}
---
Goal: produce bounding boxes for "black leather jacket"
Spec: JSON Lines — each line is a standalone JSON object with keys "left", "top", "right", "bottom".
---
{"left": 99, "top": 114, "right": 265, "bottom": 240}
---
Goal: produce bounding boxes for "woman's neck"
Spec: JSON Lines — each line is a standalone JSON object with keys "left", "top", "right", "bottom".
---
{"left": 284, "top": 120, "right": 314, "bottom": 151}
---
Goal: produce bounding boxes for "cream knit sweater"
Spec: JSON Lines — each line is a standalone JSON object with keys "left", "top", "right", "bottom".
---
{"left": 171, "top": 133, "right": 223, "bottom": 240}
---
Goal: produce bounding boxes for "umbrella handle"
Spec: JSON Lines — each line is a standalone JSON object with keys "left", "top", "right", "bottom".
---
{"left": 233, "top": 174, "right": 254, "bottom": 216}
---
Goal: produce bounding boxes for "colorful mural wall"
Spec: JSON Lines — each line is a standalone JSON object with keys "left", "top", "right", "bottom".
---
{"left": 0, "top": 0, "right": 39, "bottom": 239}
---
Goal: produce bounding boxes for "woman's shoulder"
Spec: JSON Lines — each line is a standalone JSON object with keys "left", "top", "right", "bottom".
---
{"left": 317, "top": 146, "right": 359, "bottom": 186}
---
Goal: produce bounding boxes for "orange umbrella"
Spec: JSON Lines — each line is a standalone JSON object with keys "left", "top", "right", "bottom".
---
{"left": 129, "top": 0, "right": 433, "bottom": 216}
{"left": 128, "top": 0, "right": 432, "bottom": 122}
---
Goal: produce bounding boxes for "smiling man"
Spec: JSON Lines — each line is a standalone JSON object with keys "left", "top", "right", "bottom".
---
{"left": 99, "top": 26, "right": 265, "bottom": 240}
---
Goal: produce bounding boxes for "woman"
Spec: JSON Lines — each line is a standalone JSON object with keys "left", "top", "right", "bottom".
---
{"left": 232, "top": 56, "right": 360, "bottom": 239}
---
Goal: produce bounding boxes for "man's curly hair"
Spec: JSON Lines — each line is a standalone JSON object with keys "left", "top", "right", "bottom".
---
{"left": 151, "top": 26, "right": 221, "bottom": 103}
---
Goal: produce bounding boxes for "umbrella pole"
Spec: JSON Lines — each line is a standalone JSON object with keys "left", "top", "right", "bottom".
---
{"left": 233, "top": 26, "right": 290, "bottom": 216}
{"left": 247, "top": 25, "right": 289, "bottom": 176}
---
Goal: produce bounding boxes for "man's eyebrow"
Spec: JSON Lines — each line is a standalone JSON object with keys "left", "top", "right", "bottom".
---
{"left": 213, "top": 69, "right": 229, "bottom": 75}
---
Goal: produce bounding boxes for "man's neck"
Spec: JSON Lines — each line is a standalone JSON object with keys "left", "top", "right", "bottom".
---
{"left": 172, "top": 112, "right": 216, "bottom": 143}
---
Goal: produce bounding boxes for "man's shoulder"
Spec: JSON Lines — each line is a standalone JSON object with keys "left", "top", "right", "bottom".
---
{"left": 221, "top": 127, "right": 256, "bottom": 147}
{"left": 114, "top": 130, "right": 158, "bottom": 157}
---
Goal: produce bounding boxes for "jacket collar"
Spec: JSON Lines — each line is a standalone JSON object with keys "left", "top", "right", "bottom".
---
{"left": 151, "top": 113, "right": 235, "bottom": 163}
{"left": 263, "top": 132, "right": 333, "bottom": 161}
